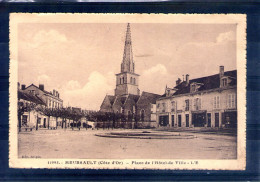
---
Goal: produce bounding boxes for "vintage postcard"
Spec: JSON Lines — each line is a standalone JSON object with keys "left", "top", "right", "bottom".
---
{"left": 9, "top": 13, "right": 246, "bottom": 170}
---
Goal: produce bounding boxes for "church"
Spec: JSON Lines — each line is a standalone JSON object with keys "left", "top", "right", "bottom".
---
{"left": 100, "top": 23, "right": 160, "bottom": 128}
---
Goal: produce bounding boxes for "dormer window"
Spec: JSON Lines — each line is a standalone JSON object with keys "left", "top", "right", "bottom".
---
{"left": 190, "top": 82, "right": 203, "bottom": 93}
{"left": 191, "top": 84, "right": 196, "bottom": 92}
{"left": 221, "top": 78, "right": 228, "bottom": 87}
{"left": 167, "top": 90, "right": 170, "bottom": 96}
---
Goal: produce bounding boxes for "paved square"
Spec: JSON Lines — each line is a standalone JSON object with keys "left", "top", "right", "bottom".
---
{"left": 18, "top": 129, "right": 237, "bottom": 159}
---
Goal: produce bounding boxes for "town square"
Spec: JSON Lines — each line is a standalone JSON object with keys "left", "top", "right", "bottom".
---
{"left": 12, "top": 14, "right": 243, "bottom": 163}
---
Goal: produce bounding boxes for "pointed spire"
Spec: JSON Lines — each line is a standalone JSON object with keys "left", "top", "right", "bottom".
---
{"left": 121, "top": 23, "right": 135, "bottom": 73}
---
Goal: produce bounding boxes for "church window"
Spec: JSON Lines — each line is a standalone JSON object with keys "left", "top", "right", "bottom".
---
{"left": 141, "top": 110, "right": 145, "bottom": 121}
{"left": 130, "top": 77, "right": 133, "bottom": 84}
{"left": 122, "top": 77, "right": 125, "bottom": 83}
{"left": 128, "top": 110, "right": 132, "bottom": 121}
{"left": 134, "top": 78, "right": 136, "bottom": 85}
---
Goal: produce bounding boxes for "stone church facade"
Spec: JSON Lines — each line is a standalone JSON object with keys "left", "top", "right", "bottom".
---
{"left": 100, "top": 24, "right": 160, "bottom": 127}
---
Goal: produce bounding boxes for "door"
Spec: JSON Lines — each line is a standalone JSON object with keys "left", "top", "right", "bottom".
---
{"left": 186, "top": 114, "right": 189, "bottom": 127}
{"left": 159, "top": 116, "right": 169, "bottom": 127}
{"left": 215, "top": 113, "right": 219, "bottom": 127}
{"left": 171, "top": 115, "right": 174, "bottom": 127}
{"left": 178, "top": 115, "right": 182, "bottom": 127}
{"left": 207, "top": 113, "right": 211, "bottom": 127}
{"left": 43, "top": 118, "right": 46, "bottom": 128}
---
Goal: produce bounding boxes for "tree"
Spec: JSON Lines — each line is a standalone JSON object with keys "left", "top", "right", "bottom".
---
{"left": 18, "top": 101, "right": 36, "bottom": 132}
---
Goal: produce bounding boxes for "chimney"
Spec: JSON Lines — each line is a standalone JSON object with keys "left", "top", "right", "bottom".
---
{"left": 176, "top": 78, "right": 181, "bottom": 86}
{"left": 186, "top": 74, "right": 190, "bottom": 84}
{"left": 21, "top": 84, "right": 26, "bottom": 90}
{"left": 219, "top": 65, "right": 224, "bottom": 78}
{"left": 39, "top": 84, "right": 44, "bottom": 91}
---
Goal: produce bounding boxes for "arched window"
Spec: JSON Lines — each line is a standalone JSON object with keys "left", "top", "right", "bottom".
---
{"left": 134, "top": 78, "right": 136, "bottom": 85}
{"left": 122, "top": 77, "right": 124, "bottom": 84}
{"left": 128, "top": 110, "right": 132, "bottom": 121}
{"left": 130, "top": 77, "right": 133, "bottom": 84}
{"left": 141, "top": 110, "right": 145, "bottom": 121}
{"left": 120, "top": 78, "right": 122, "bottom": 84}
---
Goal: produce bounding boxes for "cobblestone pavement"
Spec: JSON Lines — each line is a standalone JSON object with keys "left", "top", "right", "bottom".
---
{"left": 18, "top": 128, "right": 237, "bottom": 159}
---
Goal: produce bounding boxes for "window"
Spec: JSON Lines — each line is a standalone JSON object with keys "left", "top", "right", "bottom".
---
{"left": 122, "top": 77, "right": 124, "bottom": 84}
{"left": 29, "top": 90, "right": 36, "bottom": 95}
{"left": 162, "top": 103, "right": 166, "bottom": 112}
{"left": 120, "top": 78, "right": 122, "bottom": 84}
{"left": 128, "top": 110, "right": 132, "bottom": 121}
{"left": 171, "top": 101, "right": 175, "bottom": 112}
{"left": 133, "top": 78, "right": 136, "bottom": 85}
{"left": 214, "top": 96, "right": 220, "bottom": 109}
{"left": 191, "top": 84, "right": 196, "bottom": 92}
{"left": 167, "top": 90, "right": 170, "bottom": 96}
{"left": 222, "top": 78, "right": 228, "bottom": 87}
{"left": 228, "top": 94, "right": 236, "bottom": 108}
{"left": 141, "top": 110, "right": 145, "bottom": 121}
{"left": 185, "top": 100, "right": 189, "bottom": 111}
{"left": 194, "top": 98, "right": 201, "bottom": 110}
{"left": 130, "top": 77, "right": 133, "bottom": 84}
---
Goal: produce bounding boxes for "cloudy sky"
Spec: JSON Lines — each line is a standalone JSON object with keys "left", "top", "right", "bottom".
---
{"left": 18, "top": 23, "right": 236, "bottom": 110}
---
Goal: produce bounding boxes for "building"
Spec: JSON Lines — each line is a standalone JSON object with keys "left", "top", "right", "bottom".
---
{"left": 18, "top": 86, "right": 47, "bottom": 128}
{"left": 21, "top": 83, "right": 63, "bottom": 109}
{"left": 156, "top": 66, "right": 237, "bottom": 128}
{"left": 100, "top": 23, "right": 160, "bottom": 127}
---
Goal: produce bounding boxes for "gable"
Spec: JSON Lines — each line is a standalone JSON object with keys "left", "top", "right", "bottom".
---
{"left": 100, "top": 95, "right": 114, "bottom": 111}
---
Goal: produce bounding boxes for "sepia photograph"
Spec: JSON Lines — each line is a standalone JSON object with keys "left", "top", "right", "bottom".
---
{"left": 9, "top": 13, "right": 246, "bottom": 169}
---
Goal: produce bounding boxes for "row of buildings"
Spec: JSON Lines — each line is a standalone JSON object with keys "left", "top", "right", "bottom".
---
{"left": 100, "top": 23, "right": 237, "bottom": 128}
{"left": 18, "top": 83, "right": 63, "bottom": 129}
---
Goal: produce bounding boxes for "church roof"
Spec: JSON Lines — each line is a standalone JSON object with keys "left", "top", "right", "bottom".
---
{"left": 107, "top": 95, "right": 116, "bottom": 105}
{"left": 138, "top": 91, "right": 161, "bottom": 104}
{"left": 121, "top": 23, "right": 135, "bottom": 74}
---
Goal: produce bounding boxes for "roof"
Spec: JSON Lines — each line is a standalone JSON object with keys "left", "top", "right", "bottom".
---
{"left": 18, "top": 90, "right": 46, "bottom": 105}
{"left": 127, "top": 94, "right": 140, "bottom": 103}
{"left": 24, "top": 84, "right": 62, "bottom": 101}
{"left": 138, "top": 91, "right": 161, "bottom": 104}
{"left": 161, "top": 70, "right": 237, "bottom": 98}
{"left": 107, "top": 95, "right": 116, "bottom": 105}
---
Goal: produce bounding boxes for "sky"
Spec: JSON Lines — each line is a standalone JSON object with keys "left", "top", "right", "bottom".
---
{"left": 18, "top": 23, "right": 236, "bottom": 110}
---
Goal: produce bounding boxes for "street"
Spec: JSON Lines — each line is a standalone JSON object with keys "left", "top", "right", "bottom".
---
{"left": 18, "top": 129, "right": 237, "bottom": 159}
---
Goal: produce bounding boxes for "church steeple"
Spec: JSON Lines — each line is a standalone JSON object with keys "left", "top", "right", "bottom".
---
{"left": 121, "top": 23, "right": 135, "bottom": 73}
{"left": 115, "top": 23, "right": 140, "bottom": 96}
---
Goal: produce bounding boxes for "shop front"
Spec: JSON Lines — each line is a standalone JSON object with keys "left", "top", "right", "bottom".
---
{"left": 223, "top": 110, "right": 237, "bottom": 128}
{"left": 192, "top": 110, "right": 207, "bottom": 127}
{"left": 159, "top": 115, "right": 169, "bottom": 127}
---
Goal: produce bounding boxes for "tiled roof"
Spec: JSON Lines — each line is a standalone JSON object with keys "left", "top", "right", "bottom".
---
{"left": 161, "top": 70, "right": 237, "bottom": 98}
{"left": 18, "top": 90, "right": 46, "bottom": 105}
{"left": 128, "top": 94, "right": 140, "bottom": 103}
{"left": 107, "top": 95, "right": 116, "bottom": 105}
{"left": 139, "top": 91, "right": 161, "bottom": 104}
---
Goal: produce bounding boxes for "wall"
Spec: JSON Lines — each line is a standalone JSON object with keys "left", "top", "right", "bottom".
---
{"left": 156, "top": 87, "right": 237, "bottom": 128}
